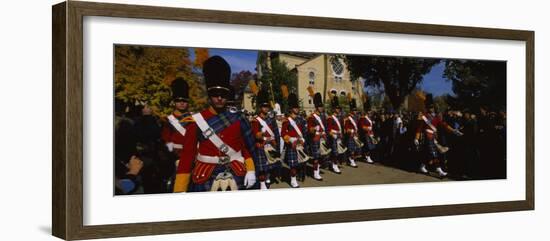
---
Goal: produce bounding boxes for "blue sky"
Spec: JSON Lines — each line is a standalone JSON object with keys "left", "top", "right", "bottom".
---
{"left": 188, "top": 48, "right": 454, "bottom": 96}
{"left": 189, "top": 48, "right": 258, "bottom": 74}
{"left": 419, "top": 62, "right": 454, "bottom": 96}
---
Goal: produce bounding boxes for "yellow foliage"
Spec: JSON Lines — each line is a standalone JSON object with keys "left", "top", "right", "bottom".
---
{"left": 193, "top": 48, "right": 210, "bottom": 68}
{"left": 248, "top": 80, "right": 259, "bottom": 95}
{"left": 281, "top": 85, "right": 289, "bottom": 99}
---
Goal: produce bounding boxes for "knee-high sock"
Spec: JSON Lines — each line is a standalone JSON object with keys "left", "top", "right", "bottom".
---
{"left": 313, "top": 159, "right": 320, "bottom": 170}
{"left": 258, "top": 172, "right": 266, "bottom": 182}
{"left": 290, "top": 168, "right": 297, "bottom": 177}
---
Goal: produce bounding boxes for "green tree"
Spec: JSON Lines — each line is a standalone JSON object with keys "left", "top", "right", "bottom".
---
{"left": 343, "top": 56, "right": 440, "bottom": 109}
{"left": 443, "top": 60, "right": 506, "bottom": 111}
{"left": 257, "top": 57, "right": 298, "bottom": 113}
{"left": 433, "top": 95, "right": 449, "bottom": 112}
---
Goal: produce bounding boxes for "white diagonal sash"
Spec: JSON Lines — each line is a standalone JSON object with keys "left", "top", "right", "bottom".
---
{"left": 288, "top": 117, "right": 304, "bottom": 141}
{"left": 365, "top": 115, "right": 372, "bottom": 126}
{"left": 364, "top": 115, "right": 374, "bottom": 133}
{"left": 256, "top": 116, "right": 275, "bottom": 138}
{"left": 421, "top": 115, "right": 438, "bottom": 132}
{"left": 168, "top": 114, "right": 186, "bottom": 136}
{"left": 192, "top": 113, "right": 241, "bottom": 160}
{"left": 313, "top": 113, "right": 326, "bottom": 131}
{"left": 332, "top": 115, "right": 342, "bottom": 132}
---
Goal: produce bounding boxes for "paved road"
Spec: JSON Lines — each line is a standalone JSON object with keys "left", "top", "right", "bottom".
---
{"left": 268, "top": 159, "right": 448, "bottom": 189}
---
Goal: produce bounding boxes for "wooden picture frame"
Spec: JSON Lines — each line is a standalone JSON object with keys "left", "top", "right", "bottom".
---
{"left": 52, "top": 1, "right": 534, "bottom": 240}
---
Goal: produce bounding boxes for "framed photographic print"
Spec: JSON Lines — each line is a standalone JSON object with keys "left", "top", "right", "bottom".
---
{"left": 52, "top": 1, "right": 534, "bottom": 240}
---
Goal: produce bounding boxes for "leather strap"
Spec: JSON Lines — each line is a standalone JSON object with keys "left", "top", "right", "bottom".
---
{"left": 192, "top": 112, "right": 240, "bottom": 161}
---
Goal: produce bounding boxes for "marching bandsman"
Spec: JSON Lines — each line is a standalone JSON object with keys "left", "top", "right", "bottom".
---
{"left": 327, "top": 96, "right": 344, "bottom": 174}
{"left": 414, "top": 93, "right": 463, "bottom": 178}
{"left": 306, "top": 92, "right": 328, "bottom": 181}
{"left": 250, "top": 88, "right": 281, "bottom": 190}
{"left": 161, "top": 77, "right": 193, "bottom": 191}
{"left": 344, "top": 99, "right": 360, "bottom": 168}
{"left": 161, "top": 77, "right": 192, "bottom": 156}
{"left": 359, "top": 99, "right": 376, "bottom": 164}
{"left": 173, "top": 56, "right": 257, "bottom": 192}
{"left": 281, "top": 93, "right": 308, "bottom": 188}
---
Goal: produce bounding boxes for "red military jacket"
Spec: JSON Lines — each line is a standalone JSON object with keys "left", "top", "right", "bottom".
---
{"left": 359, "top": 114, "right": 375, "bottom": 136}
{"left": 327, "top": 114, "right": 343, "bottom": 137}
{"left": 344, "top": 114, "right": 359, "bottom": 136}
{"left": 281, "top": 116, "right": 305, "bottom": 148}
{"left": 250, "top": 115, "right": 277, "bottom": 148}
{"left": 307, "top": 111, "right": 327, "bottom": 139}
{"left": 161, "top": 110, "right": 192, "bottom": 153}
{"left": 177, "top": 107, "right": 254, "bottom": 184}
{"left": 415, "top": 112, "right": 453, "bottom": 140}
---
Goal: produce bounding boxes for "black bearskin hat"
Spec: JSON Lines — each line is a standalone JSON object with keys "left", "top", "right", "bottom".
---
{"left": 170, "top": 77, "right": 189, "bottom": 102}
{"left": 363, "top": 99, "right": 371, "bottom": 112}
{"left": 203, "top": 55, "right": 231, "bottom": 97}
{"left": 227, "top": 85, "right": 236, "bottom": 102}
{"left": 425, "top": 93, "right": 435, "bottom": 109}
{"left": 331, "top": 96, "right": 341, "bottom": 109}
{"left": 313, "top": 92, "right": 323, "bottom": 108}
{"left": 256, "top": 88, "right": 271, "bottom": 108}
{"left": 349, "top": 98, "right": 357, "bottom": 111}
{"left": 288, "top": 93, "right": 299, "bottom": 109}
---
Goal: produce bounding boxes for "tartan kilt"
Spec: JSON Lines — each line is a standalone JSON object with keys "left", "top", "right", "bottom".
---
{"left": 188, "top": 165, "right": 245, "bottom": 192}
{"left": 346, "top": 136, "right": 359, "bottom": 153}
{"left": 309, "top": 139, "right": 321, "bottom": 159}
{"left": 423, "top": 138, "right": 438, "bottom": 159}
{"left": 329, "top": 136, "right": 340, "bottom": 157}
{"left": 254, "top": 148, "right": 279, "bottom": 172}
{"left": 283, "top": 145, "right": 300, "bottom": 168}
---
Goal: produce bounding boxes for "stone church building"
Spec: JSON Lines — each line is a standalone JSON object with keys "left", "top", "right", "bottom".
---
{"left": 244, "top": 52, "right": 365, "bottom": 113}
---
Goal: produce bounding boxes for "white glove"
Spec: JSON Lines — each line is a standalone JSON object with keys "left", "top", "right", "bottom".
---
{"left": 243, "top": 171, "right": 256, "bottom": 188}
{"left": 414, "top": 139, "right": 419, "bottom": 146}
{"left": 166, "top": 142, "right": 174, "bottom": 152}
{"left": 289, "top": 137, "right": 298, "bottom": 144}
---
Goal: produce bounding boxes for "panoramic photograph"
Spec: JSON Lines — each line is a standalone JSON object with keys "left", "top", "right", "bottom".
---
{"left": 113, "top": 45, "right": 507, "bottom": 195}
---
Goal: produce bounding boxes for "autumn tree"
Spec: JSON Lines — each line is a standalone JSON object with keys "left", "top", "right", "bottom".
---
{"left": 343, "top": 56, "right": 440, "bottom": 109}
{"left": 193, "top": 48, "right": 210, "bottom": 69}
{"left": 231, "top": 70, "right": 256, "bottom": 97}
{"left": 443, "top": 60, "right": 506, "bottom": 111}
{"left": 114, "top": 45, "right": 207, "bottom": 116}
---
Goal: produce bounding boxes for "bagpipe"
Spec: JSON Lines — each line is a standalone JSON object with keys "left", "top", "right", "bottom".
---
{"left": 336, "top": 138, "right": 347, "bottom": 154}
{"left": 434, "top": 139, "right": 449, "bottom": 154}
{"left": 414, "top": 134, "right": 449, "bottom": 154}
{"left": 369, "top": 135, "right": 379, "bottom": 145}
{"left": 296, "top": 140, "right": 312, "bottom": 163}
{"left": 353, "top": 136, "right": 364, "bottom": 148}
{"left": 320, "top": 137, "right": 332, "bottom": 156}
{"left": 263, "top": 143, "right": 281, "bottom": 164}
